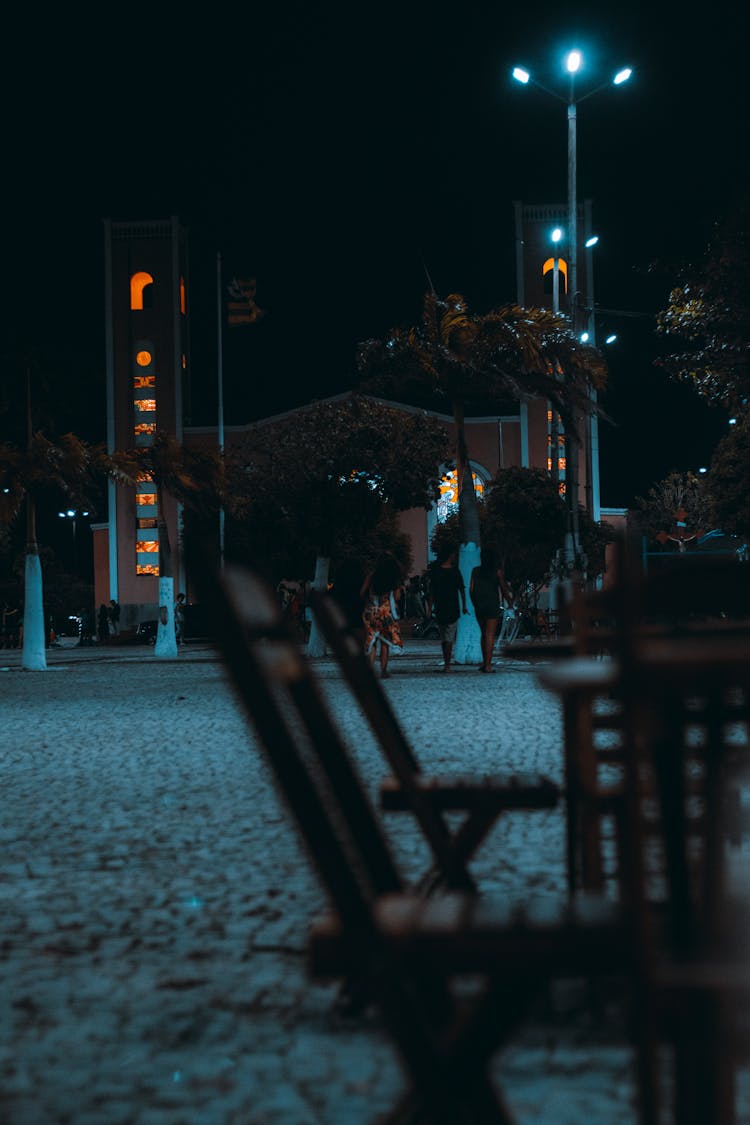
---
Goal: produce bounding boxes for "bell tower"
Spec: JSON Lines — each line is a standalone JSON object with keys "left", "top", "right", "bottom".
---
{"left": 97, "top": 216, "right": 190, "bottom": 628}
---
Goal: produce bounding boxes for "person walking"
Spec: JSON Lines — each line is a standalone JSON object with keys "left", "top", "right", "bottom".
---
{"left": 108, "top": 599, "right": 121, "bottom": 637}
{"left": 361, "top": 552, "right": 404, "bottom": 678}
{"left": 329, "top": 558, "right": 366, "bottom": 647}
{"left": 174, "top": 592, "right": 186, "bottom": 644}
{"left": 97, "top": 603, "right": 110, "bottom": 645}
{"left": 427, "top": 548, "right": 468, "bottom": 671}
{"left": 470, "top": 547, "right": 513, "bottom": 673}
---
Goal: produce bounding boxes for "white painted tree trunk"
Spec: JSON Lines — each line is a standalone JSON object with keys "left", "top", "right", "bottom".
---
{"left": 22, "top": 552, "right": 47, "bottom": 671}
{"left": 453, "top": 541, "right": 481, "bottom": 665}
{"left": 154, "top": 576, "right": 178, "bottom": 658}
{"left": 305, "top": 555, "right": 330, "bottom": 658}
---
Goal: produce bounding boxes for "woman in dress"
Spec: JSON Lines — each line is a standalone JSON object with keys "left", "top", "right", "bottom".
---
{"left": 360, "top": 552, "right": 404, "bottom": 678}
{"left": 470, "top": 547, "right": 513, "bottom": 673}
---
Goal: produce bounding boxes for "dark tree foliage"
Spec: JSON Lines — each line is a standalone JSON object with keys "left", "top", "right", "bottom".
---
{"left": 631, "top": 471, "right": 712, "bottom": 549}
{"left": 655, "top": 198, "right": 750, "bottom": 410}
{"left": 430, "top": 467, "right": 614, "bottom": 596}
{"left": 356, "top": 290, "right": 608, "bottom": 553}
{"left": 230, "top": 393, "right": 450, "bottom": 582}
{"left": 705, "top": 415, "right": 750, "bottom": 541}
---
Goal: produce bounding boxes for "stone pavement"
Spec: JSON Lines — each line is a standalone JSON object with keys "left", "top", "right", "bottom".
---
{"left": 1, "top": 637, "right": 641, "bottom": 1124}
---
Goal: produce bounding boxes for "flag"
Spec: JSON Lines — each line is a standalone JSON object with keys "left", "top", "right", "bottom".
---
{"left": 227, "top": 277, "right": 265, "bottom": 326}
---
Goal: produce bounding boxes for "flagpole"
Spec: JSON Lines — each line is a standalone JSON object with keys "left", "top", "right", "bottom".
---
{"left": 216, "top": 251, "right": 225, "bottom": 569}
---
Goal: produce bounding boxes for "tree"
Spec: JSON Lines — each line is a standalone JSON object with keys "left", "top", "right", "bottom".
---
{"left": 357, "top": 291, "right": 608, "bottom": 661}
{"left": 655, "top": 198, "right": 750, "bottom": 411}
{"left": 631, "top": 471, "right": 712, "bottom": 552}
{"left": 231, "top": 393, "right": 451, "bottom": 655}
{"left": 0, "top": 424, "right": 113, "bottom": 670}
{"left": 430, "top": 467, "right": 614, "bottom": 624}
{"left": 113, "top": 433, "right": 229, "bottom": 658}
{"left": 704, "top": 415, "right": 750, "bottom": 543}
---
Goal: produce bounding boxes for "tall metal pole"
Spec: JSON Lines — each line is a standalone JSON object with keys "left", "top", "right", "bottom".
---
{"left": 565, "top": 91, "right": 582, "bottom": 574}
{"left": 216, "top": 252, "right": 225, "bottom": 570}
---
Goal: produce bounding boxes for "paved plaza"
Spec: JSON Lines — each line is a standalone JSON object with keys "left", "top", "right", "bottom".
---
{"left": 1, "top": 637, "right": 648, "bottom": 1123}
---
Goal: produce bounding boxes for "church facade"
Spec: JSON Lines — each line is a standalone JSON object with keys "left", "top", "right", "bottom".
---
{"left": 94, "top": 212, "right": 614, "bottom": 627}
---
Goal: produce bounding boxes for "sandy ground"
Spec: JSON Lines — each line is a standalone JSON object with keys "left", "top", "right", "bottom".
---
{"left": 0, "top": 636, "right": 739, "bottom": 1123}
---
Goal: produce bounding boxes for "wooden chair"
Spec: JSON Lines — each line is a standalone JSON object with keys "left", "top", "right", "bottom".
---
{"left": 539, "top": 545, "right": 750, "bottom": 897}
{"left": 308, "top": 588, "right": 558, "bottom": 894}
{"left": 539, "top": 557, "right": 750, "bottom": 1123}
{"left": 193, "top": 555, "right": 642, "bottom": 1125}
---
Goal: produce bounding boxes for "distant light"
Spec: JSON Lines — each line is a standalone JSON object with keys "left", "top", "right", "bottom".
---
{"left": 585, "top": 235, "right": 599, "bottom": 248}
{"left": 580, "top": 332, "right": 590, "bottom": 343}
{"left": 58, "top": 511, "right": 66, "bottom": 518}
{"left": 729, "top": 417, "right": 737, "bottom": 425}
{"left": 512, "top": 66, "right": 530, "bottom": 84}
{"left": 698, "top": 467, "right": 708, "bottom": 474}
{"left": 566, "top": 50, "right": 582, "bottom": 74}
{"left": 605, "top": 334, "right": 617, "bottom": 344}
{"left": 82, "top": 511, "right": 89, "bottom": 517}
{"left": 551, "top": 227, "right": 563, "bottom": 243}
{"left": 613, "top": 67, "right": 632, "bottom": 85}
{"left": 66, "top": 509, "right": 75, "bottom": 517}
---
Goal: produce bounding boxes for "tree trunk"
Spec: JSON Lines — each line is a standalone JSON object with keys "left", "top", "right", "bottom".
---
{"left": 22, "top": 496, "right": 47, "bottom": 671}
{"left": 154, "top": 484, "right": 178, "bottom": 658}
{"left": 306, "top": 554, "right": 330, "bottom": 657}
{"left": 452, "top": 400, "right": 481, "bottom": 665}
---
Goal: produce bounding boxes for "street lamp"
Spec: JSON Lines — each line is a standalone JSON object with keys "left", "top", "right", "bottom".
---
{"left": 511, "top": 50, "right": 632, "bottom": 327}
{"left": 58, "top": 509, "right": 89, "bottom": 565}
{"left": 512, "top": 49, "right": 632, "bottom": 574}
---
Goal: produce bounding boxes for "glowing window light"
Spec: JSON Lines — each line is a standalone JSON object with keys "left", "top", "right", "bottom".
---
{"left": 136, "top": 493, "right": 157, "bottom": 506}
{"left": 136, "top": 472, "right": 154, "bottom": 484}
{"left": 136, "top": 350, "right": 153, "bottom": 367}
{"left": 136, "top": 540, "right": 159, "bottom": 553}
{"left": 136, "top": 563, "right": 160, "bottom": 576}
{"left": 134, "top": 399, "right": 157, "bottom": 413}
{"left": 137, "top": 518, "right": 158, "bottom": 529}
{"left": 542, "top": 257, "right": 568, "bottom": 291}
{"left": 180, "top": 277, "right": 186, "bottom": 314}
{"left": 134, "top": 423, "right": 157, "bottom": 436}
{"left": 134, "top": 375, "right": 156, "bottom": 389}
{"left": 436, "top": 469, "right": 485, "bottom": 524}
{"left": 130, "top": 273, "right": 154, "bottom": 311}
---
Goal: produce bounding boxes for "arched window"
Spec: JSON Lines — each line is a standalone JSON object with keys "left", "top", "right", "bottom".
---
{"left": 426, "top": 462, "right": 489, "bottom": 561}
{"left": 130, "top": 271, "right": 154, "bottom": 310}
{"left": 542, "top": 257, "right": 568, "bottom": 295}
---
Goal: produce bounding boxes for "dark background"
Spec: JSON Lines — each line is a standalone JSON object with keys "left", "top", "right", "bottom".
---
{"left": 1, "top": 2, "right": 746, "bottom": 509}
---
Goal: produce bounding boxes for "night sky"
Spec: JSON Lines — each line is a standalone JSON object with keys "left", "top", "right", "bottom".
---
{"left": 2, "top": 2, "right": 747, "bottom": 508}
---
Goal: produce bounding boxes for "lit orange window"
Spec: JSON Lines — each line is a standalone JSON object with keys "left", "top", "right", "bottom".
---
{"left": 542, "top": 258, "right": 568, "bottom": 292}
{"left": 180, "top": 277, "right": 186, "bottom": 314}
{"left": 136, "top": 350, "right": 152, "bottom": 367}
{"left": 134, "top": 375, "right": 156, "bottom": 389}
{"left": 135, "top": 472, "right": 153, "bottom": 484}
{"left": 134, "top": 423, "right": 156, "bottom": 436}
{"left": 130, "top": 272, "right": 154, "bottom": 310}
{"left": 134, "top": 399, "right": 157, "bottom": 413}
{"left": 136, "top": 493, "right": 157, "bottom": 506}
{"left": 137, "top": 518, "right": 158, "bottom": 529}
{"left": 136, "top": 540, "right": 159, "bottom": 553}
{"left": 136, "top": 563, "right": 160, "bottom": 576}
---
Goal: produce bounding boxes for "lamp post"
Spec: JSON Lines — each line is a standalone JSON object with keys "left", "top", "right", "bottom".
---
{"left": 512, "top": 51, "right": 632, "bottom": 574}
{"left": 58, "top": 509, "right": 89, "bottom": 568}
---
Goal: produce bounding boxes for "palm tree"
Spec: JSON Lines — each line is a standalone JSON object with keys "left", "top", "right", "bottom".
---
{"left": 357, "top": 291, "right": 607, "bottom": 662}
{"left": 113, "top": 433, "right": 227, "bottom": 658}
